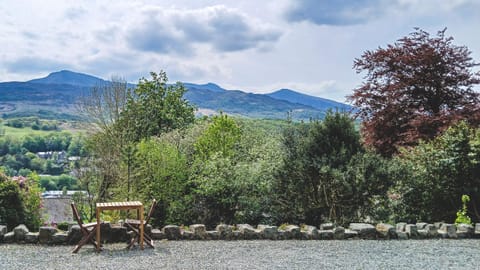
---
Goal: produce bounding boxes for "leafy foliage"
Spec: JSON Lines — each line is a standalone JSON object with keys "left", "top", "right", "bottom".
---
{"left": 391, "top": 122, "right": 480, "bottom": 222}
{"left": 121, "top": 71, "right": 196, "bottom": 142}
{"left": 455, "top": 194, "right": 472, "bottom": 225}
{"left": 349, "top": 28, "right": 480, "bottom": 156}
{"left": 272, "top": 111, "right": 391, "bottom": 225}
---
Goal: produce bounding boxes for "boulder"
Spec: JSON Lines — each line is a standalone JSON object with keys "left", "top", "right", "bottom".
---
{"left": 416, "top": 222, "right": 428, "bottom": 230}
{"left": 39, "top": 226, "right": 58, "bottom": 244}
{"left": 0, "top": 225, "right": 6, "bottom": 242}
{"left": 216, "top": 224, "right": 233, "bottom": 239}
{"left": 162, "top": 225, "right": 181, "bottom": 240}
{"left": 24, "top": 232, "right": 39, "bottom": 244}
{"left": 257, "top": 225, "right": 278, "bottom": 240}
{"left": 344, "top": 229, "right": 359, "bottom": 239}
{"left": 425, "top": 224, "right": 438, "bottom": 238}
{"left": 190, "top": 224, "right": 207, "bottom": 240}
{"left": 320, "top": 223, "right": 334, "bottom": 230}
{"left": 456, "top": 223, "right": 474, "bottom": 239}
{"left": 52, "top": 232, "right": 68, "bottom": 244}
{"left": 67, "top": 225, "right": 82, "bottom": 245}
{"left": 151, "top": 229, "right": 165, "bottom": 240}
{"left": 237, "top": 224, "right": 257, "bottom": 239}
{"left": 396, "top": 222, "right": 407, "bottom": 232}
{"left": 397, "top": 231, "right": 409, "bottom": 240}
{"left": 318, "top": 230, "right": 334, "bottom": 240}
{"left": 475, "top": 223, "right": 480, "bottom": 238}
{"left": 109, "top": 224, "right": 129, "bottom": 243}
{"left": 13, "top": 224, "right": 29, "bottom": 242}
{"left": 206, "top": 231, "right": 219, "bottom": 240}
{"left": 376, "top": 223, "right": 396, "bottom": 239}
{"left": 405, "top": 224, "right": 418, "bottom": 239}
{"left": 182, "top": 230, "right": 194, "bottom": 240}
{"left": 438, "top": 223, "right": 457, "bottom": 239}
{"left": 3, "top": 231, "right": 14, "bottom": 243}
{"left": 349, "top": 223, "right": 376, "bottom": 239}
{"left": 302, "top": 225, "right": 318, "bottom": 240}
{"left": 284, "top": 225, "right": 301, "bottom": 239}
{"left": 333, "top": 226, "right": 345, "bottom": 240}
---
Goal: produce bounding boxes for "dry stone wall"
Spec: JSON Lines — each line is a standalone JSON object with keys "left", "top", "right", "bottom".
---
{"left": 1, "top": 222, "right": 480, "bottom": 245}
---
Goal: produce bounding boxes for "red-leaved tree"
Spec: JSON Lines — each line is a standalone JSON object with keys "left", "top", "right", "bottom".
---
{"left": 349, "top": 28, "right": 480, "bottom": 156}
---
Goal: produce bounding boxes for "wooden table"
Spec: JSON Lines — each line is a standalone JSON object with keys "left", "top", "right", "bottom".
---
{"left": 96, "top": 201, "right": 144, "bottom": 251}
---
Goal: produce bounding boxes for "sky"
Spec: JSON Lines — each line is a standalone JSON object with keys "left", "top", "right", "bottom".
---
{"left": 1, "top": 0, "right": 479, "bottom": 103}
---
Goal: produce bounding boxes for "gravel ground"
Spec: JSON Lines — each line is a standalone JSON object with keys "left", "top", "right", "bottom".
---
{"left": 1, "top": 239, "right": 480, "bottom": 269}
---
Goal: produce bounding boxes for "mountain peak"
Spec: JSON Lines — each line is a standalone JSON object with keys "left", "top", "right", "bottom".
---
{"left": 183, "top": 82, "right": 225, "bottom": 93}
{"left": 28, "top": 70, "right": 106, "bottom": 87}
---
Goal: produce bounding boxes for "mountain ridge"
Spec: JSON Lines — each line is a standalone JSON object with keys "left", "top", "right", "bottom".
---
{"left": 0, "top": 70, "right": 352, "bottom": 120}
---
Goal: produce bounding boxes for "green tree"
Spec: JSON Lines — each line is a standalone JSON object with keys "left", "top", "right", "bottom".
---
{"left": 273, "top": 111, "right": 365, "bottom": 225}
{"left": 194, "top": 114, "right": 241, "bottom": 160}
{"left": 393, "top": 122, "right": 480, "bottom": 222}
{"left": 121, "top": 71, "right": 195, "bottom": 142}
{"left": 133, "top": 138, "right": 190, "bottom": 226}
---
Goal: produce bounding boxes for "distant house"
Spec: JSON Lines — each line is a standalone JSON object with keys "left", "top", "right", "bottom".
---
{"left": 36, "top": 151, "right": 68, "bottom": 163}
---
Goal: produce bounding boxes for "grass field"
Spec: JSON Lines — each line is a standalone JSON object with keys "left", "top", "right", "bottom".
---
{"left": 0, "top": 124, "right": 58, "bottom": 137}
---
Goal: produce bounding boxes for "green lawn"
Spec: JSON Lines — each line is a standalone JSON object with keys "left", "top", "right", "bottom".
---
{"left": 0, "top": 124, "right": 59, "bottom": 137}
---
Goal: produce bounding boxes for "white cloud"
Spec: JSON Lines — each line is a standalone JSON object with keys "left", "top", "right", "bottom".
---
{"left": 0, "top": 0, "right": 478, "bottom": 103}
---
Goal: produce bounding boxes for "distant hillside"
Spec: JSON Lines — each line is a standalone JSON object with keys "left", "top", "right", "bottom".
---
{"left": 28, "top": 70, "right": 107, "bottom": 87}
{"left": 267, "top": 89, "right": 352, "bottom": 111}
{"left": 0, "top": 70, "right": 353, "bottom": 121}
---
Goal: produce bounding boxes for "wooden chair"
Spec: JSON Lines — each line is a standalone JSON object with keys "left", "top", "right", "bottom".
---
{"left": 71, "top": 202, "right": 101, "bottom": 253}
{"left": 125, "top": 199, "right": 157, "bottom": 249}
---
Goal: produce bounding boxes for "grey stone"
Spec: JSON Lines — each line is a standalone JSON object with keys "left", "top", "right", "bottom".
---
{"left": 300, "top": 231, "right": 310, "bottom": 240}
{"left": 320, "top": 223, "right": 334, "bottom": 230}
{"left": 416, "top": 222, "right": 428, "bottom": 230}
{"left": 206, "top": 231, "right": 219, "bottom": 240}
{"left": 182, "top": 230, "right": 194, "bottom": 240}
{"left": 237, "top": 224, "right": 257, "bottom": 239}
{"left": 0, "top": 225, "right": 7, "bottom": 240}
{"left": 13, "top": 224, "right": 29, "bottom": 242}
{"left": 52, "top": 232, "right": 68, "bottom": 244}
{"left": 216, "top": 224, "right": 233, "bottom": 239}
{"left": 475, "top": 223, "right": 480, "bottom": 238}
{"left": 397, "top": 231, "right": 409, "bottom": 240}
{"left": 333, "top": 226, "right": 345, "bottom": 240}
{"left": 344, "top": 229, "right": 359, "bottom": 239}
{"left": 425, "top": 224, "right": 438, "bottom": 238}
{"left": 232, "top": 230, "right": 242, "bottom": 240}
{"left": 284, "top": 225, "right": 301, "bottom": 239}
{"left": 24, "top": 232, "right": 39, "bottom": 244}
{"left": 302, "top": 225, "right": 318, "bottom": 240}
{"left": 257, "top": 225, "right": 278, "bottom": 240}
{"left": 456, "top": 223, "right": 474, "bottom": 239}
{"left": 318, "top": 230, "right": 334, "bottom": 240}
{"left": 277, "top": 230, "right": 286, "bottom": 240}
{"left": 376, "top": 223, "right": 396, "bottom": 239}
{"left": 4, "top": 231, "right": 14, "bottom": 243}
{"left": 349, "top": 223, "right": 376, "bottom": 239}
{"left": 39, "top": 226, "right": 58, "bottom": 244}
{"left": 162, "top": 225, "right": 181, "bottom": 240}
{"left": 396, "top": 222, "right": 407, "bottom": 232}
{"left": 151, "top": 229, "right": 165, "bottom": 240}
{"left": 67, "top": 225, "right": 82, "bottom": 245}
{"left": 190, "top": 224, "right": 207, "bottom": 239}
{"left": 438, "top": 223, "right": 457, "bottom": 239}
{"left": 405, "top": 224, "right": 418, "bottom": 239}
{"left": 107, "top": 224, "right": 128, "bottom": 243}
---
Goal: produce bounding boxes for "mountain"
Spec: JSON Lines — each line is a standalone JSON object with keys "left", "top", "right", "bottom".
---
{"left": 267, "top": 89, "right": 351, "bottom": 112}
{"left": 0, "top": 70, "right": 353, "bottom": 120}
{"left": 28, "top": 70, "right": 107, "bottom": 87}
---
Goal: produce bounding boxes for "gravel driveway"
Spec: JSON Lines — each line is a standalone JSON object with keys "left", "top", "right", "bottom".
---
{"left": 1, "top": 239, "right": 480, "bottom": 269}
